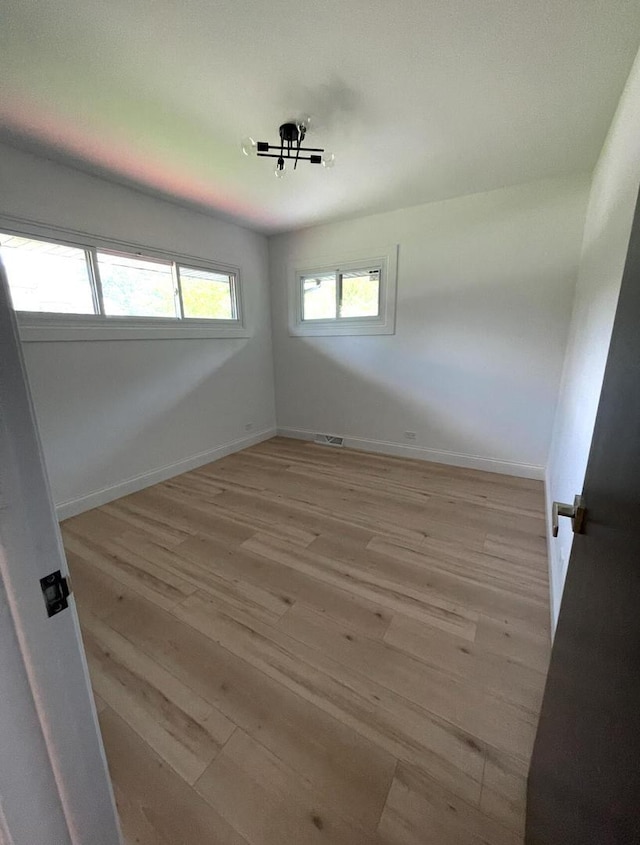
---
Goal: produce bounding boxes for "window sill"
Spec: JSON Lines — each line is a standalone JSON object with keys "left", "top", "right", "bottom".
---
{"left": 289, "top": 320, "right": 395, "bottom": 337}
{"left": 17, "top": 314, "right": 250, "bottom": 342}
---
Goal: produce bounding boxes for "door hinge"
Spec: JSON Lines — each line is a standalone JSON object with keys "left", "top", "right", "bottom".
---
{"left": 40, "top": 570, "right": 72, "bottom": 618}
{"left": 552, "top": 494, "right": 587, "bottom": 537}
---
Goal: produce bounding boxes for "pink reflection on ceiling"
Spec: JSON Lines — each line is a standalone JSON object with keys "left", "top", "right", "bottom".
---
{"left": 0, "top": 98, "right": 273, "bottom": 228}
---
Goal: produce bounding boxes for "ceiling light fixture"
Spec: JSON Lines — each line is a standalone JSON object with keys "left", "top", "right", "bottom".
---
{"left": 241, "top": 116, "right": 335, "bottom": 177}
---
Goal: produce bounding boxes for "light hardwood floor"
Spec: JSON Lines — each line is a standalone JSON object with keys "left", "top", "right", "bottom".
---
{"left": 61, "top": 436, "right": 551, "bottom": 845}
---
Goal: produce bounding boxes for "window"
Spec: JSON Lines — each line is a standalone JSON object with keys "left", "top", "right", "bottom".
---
{"left": 178, "top": 265, "right": 236, "bottom": 320}
{"left": 0, "top": 234, "right": 95, "bottom": 314}
{"left": 302, "top": 271, "right": 338, "bottom": 320}
{"left": 98, "top": 251, "right": 177, "bottom": 318}
{"left": 301, "top": 268, "right": 381, "bottom": 321}
{"left": 0, "top": 224, "right": 246, "bottom": 341}
{"left": 290, "top": 248, "right": 398, "bottom": 336}
{"left": 339, "top": 269, "right": 380, "bottom": 318}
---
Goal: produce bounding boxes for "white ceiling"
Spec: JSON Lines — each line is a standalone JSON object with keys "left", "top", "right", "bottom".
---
{"left": 1, "top": 0, "right": 639, "bottom": 233}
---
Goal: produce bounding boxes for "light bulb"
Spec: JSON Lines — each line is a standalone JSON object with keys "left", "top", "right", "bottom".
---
{"left": 241, "top": 136, "right": 257, "bottom": 157}
{"left": 275, "top": 158, "right": 286, "bottom": 178}
{"left": 321, "top": 152, "right": 335, "bottom": 169}
{"left": 297, "top": 114, "right": 311, "bottom": 132}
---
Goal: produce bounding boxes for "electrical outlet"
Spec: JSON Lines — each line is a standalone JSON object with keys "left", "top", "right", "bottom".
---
{"left": 245, "top": 422, "right": 254, "bottom": 431}
{"left": 404, "top": 431, "right": 417, "bottom": 441}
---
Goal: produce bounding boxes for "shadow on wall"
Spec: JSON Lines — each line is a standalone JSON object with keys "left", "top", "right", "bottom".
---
{"left": 274, "top": 176, "right": 584, "bottom": 469}
{"left": 30, "top": 339, "right": 252, "bottom": 506}
{"left": 276, "top": 275, "right": 576, "bottom": 467}
{"left": 277, "top": 333, "right": 549, "bottom": 467}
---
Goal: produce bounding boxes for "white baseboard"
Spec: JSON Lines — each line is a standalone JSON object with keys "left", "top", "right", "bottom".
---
{"left": 277, "top": 427, "right": 545, "bottom": 480}
{"left": 56, "top": 427, "right": 276, "bottom": 520}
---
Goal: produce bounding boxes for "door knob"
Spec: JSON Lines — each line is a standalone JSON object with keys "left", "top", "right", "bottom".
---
{"left": 552, "top": 495, "right": 586, "bottom": 537}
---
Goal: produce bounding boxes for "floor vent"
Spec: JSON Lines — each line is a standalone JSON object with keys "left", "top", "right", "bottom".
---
{"left": 314, "top": 433, "right": 345, "bottom": 447}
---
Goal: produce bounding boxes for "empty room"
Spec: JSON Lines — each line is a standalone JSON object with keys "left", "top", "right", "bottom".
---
{"left": 1, "top": 1, "right": 640, "bottom": 843}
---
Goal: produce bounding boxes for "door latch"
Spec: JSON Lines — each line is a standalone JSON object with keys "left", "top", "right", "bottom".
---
{"left": 40, "top": 570, "right": 72, "bottom": 618}
{"left": 552, "top": 495, "right": 586, "bottom": 537}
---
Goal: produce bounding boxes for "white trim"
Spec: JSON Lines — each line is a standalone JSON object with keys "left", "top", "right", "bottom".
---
{"left": 0, "top": 214, "right": 249, "bottom": 341}
{"left": 56, "top": 427, "right": 276, "bottom": 520}
{"left": 288, "top": 246, "right": 398, "bottom": 337}
{"left": 277, "top": 427, "right": 545, "bottom": 480}
{"left": 0, "top": 261, "right": 123, "bottom": 844}
{"left": 18, "top": 314, "right": 249, "bottom": 342}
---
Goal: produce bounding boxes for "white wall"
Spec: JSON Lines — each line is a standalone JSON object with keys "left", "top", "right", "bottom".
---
{"left": 269, "top": 176, "right": 589, "bottom": 478}
{"left": 0, "top": 144, "right": 276, "bottom": 516}
{"left": 546, "top": 47, "right": 640, "bottom": 629}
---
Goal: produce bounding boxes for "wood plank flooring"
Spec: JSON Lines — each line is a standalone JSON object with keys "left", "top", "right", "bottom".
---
{"left": 61, "top": 436, "right": 551, "bottom": 845}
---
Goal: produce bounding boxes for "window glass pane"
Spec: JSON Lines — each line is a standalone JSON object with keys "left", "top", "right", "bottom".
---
{"left": 98, "top": 251, "right": 176, "bottom": 318}
{"left": 302, "top": 272, "right": 337, "bottom": 320}
{"left": 340, "top": 269, "right": 380, "bottom": 318}
{"left": 0, "top": 233, "right": 95, "bottom": 314}
{"left": 179, "top": 265, "right": 235, "bottom": 320}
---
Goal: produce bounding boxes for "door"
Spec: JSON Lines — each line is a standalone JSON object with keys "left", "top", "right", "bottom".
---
{"left": 0, "top": 261, "right": 122, "bottom": 845}
{"left": 527, "top": 189, "right": 640, "bottom": 842}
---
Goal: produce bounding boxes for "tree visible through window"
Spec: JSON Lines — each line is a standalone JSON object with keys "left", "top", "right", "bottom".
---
{"left": 179, "top": 266, "right": 235, "bottom": 320}
{"left": 340, "top": 270, "right": 380, "bottom": 317}
{"left": 0, "top": 229, "right": 242, "bottom": 327}
{"left": 97, "top": 252, "right": 176, "bottom": 318}
{"left": 301, "top": 267, "right": 380, "bottom": 321}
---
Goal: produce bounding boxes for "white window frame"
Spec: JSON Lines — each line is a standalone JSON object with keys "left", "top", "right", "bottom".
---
{"left": 0, "top": 215, "right": 248, "bottom": 341}
{"left": 288, "top": 246, "right": 398, "bottom": 337}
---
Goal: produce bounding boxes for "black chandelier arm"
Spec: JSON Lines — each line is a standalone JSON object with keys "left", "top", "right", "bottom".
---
{"left": 258, "top": 142, "right": 325, "bottom": 153}
{"left": 257, "top": 152, "right": 323, "bottom": 163}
